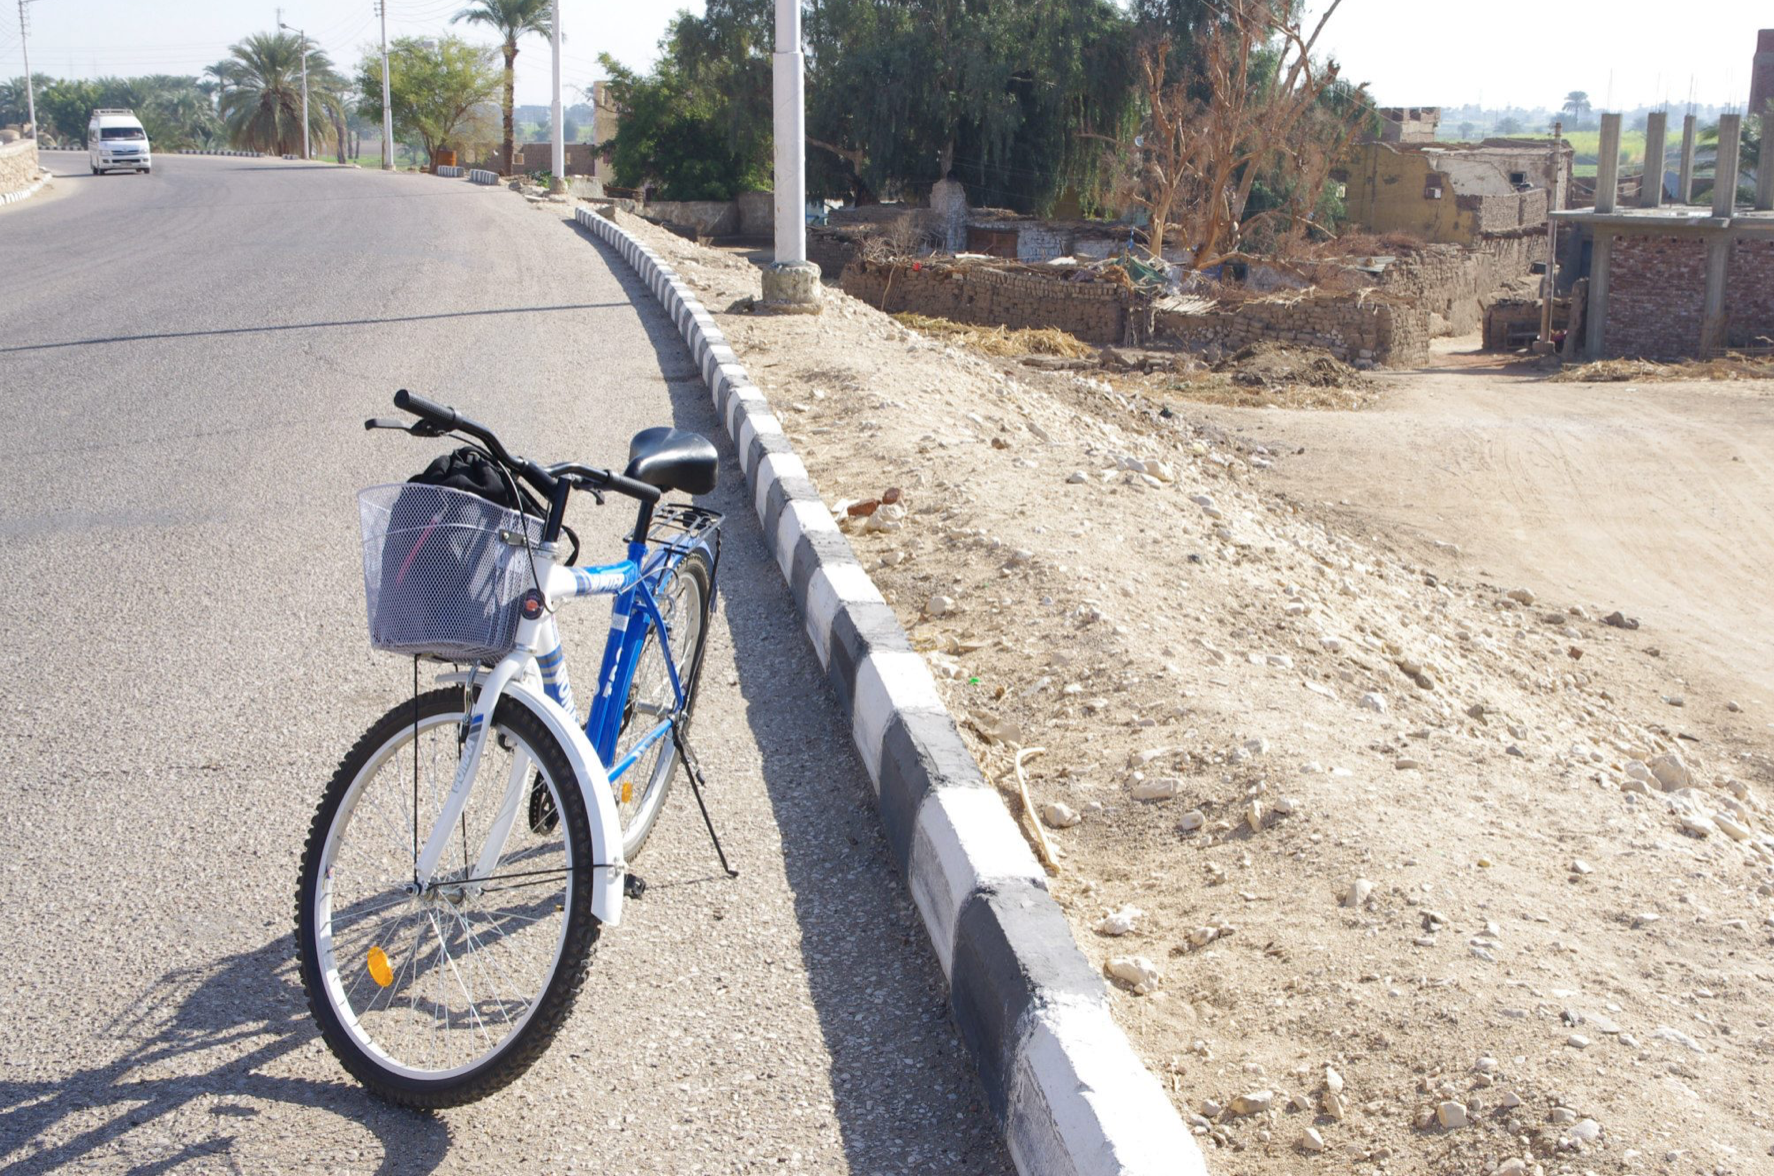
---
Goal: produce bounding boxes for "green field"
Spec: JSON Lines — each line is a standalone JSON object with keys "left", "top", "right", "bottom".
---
{"left": 1514, "top": 129, "right": 1648, "bottom": 178}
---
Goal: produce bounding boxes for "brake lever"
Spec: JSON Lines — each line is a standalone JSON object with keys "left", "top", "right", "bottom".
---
{"left": 562, "top": 472, "right": 605, "bottom": 505}
{"left": 364, "top": 417, "right": 447, "bottom": 437}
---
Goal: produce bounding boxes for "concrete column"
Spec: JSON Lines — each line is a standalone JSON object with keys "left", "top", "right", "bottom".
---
{"left": 1712, "top": 113, "right": 1742, "bottom": 218}
{"left": 1758, "top": 112, "right": 1773, "bottom": 211}
{"left": 1594, "top": 113, "right": 1622, "bottom": 214}
{"left": 1700, "top": 234, "right": 1731, "bottom": 356}
{"left": 761, "top": 0, "right": 821, "bottom": 310}
{"left": 1640, "top": 112, "right": 1667, "bottom": 207}
{"left": 1678, "top": 114, "right": 1697, "bottom": 204}
{"left": 1585, "top": 233, "right": 1612, "bottom": 360}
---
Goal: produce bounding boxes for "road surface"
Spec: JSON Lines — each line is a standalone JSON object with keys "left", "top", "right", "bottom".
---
{"left": 0, "top": 153, "right": 1009, "bottom": 1174}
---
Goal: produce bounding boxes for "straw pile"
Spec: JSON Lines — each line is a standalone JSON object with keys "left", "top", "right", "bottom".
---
{"left": 1551, "top": 353, "right": 1774, "bottom": 383}
{"left": 892, "top": 313, "right": 1097, "bottom": 359}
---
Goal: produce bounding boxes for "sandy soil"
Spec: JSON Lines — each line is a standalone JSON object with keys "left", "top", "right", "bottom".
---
{"left": 603, "top": 210, "right": 1774, "bottom": 1176}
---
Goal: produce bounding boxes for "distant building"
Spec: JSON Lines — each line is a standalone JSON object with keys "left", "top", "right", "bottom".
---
{"left": 1752, "top": 29, "right": 1774, "bottom": 117}
{"left": 1372, "top": 107, "right": 1440, "bottom": 145}
{"left": 1337, "top": 138, "right": 1573, "bottom": 245}
{"left": 592, "top": 81, "right": 620, "bottom": 147}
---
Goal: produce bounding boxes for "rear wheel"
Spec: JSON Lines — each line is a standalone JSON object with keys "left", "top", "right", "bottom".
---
{"left": 296, "top": 688, "right": 600, "bottom": 1108}
{"left": 612, "top": 549, "right": 713, "bottom": 858}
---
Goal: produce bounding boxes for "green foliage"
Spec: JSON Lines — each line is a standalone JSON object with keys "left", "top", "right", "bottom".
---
{"left": 14, "top": 74, "right": 222, "bottom": 149}
{"left": 215, "top": 31, "right": 349, "bottom": 155}
{"left": 358, "top": 36, "right": 501, "bottom": 161}
{"left": 451, "top": 0, "right": 552, "bottom": 172}
{"left": 596, "top": 1, "right": 772, "bottom": 201}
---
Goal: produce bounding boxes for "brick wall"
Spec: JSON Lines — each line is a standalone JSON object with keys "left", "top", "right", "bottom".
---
{"left": 840, "top": 258, "right": 1133, "bottom": 344}
{"left": 0, "top": 137, "right": 40, "bottom": 196}
{"left": 1604, "top": 234, "right": 1707, "bottom": 358}
{"left": 1726, "top": 237, "right": 1774, "bottom": 349}
{"left": 1373, "top": 234, "right": 1544, "bottom": 334}
{"left": 1154, "top": 290, "right": 1430, "bottom": 368}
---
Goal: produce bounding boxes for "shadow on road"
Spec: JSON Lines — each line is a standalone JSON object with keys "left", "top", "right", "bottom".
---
{"left": 0, "top": 303, "right": 630, "bottom": 355}
{"left": 565, "top": 215, "right": 1010, "bottom": 1174}
{"left": 0, "top": 935, "right": 449, "bottom": 1174}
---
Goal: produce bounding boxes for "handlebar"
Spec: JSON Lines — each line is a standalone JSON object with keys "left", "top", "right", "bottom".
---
{"left": 381, "top": 389, "right": 660, "bottom": 506}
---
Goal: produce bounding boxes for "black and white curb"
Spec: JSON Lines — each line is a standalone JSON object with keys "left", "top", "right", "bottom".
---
{"left": 468, "top": 168, "right": 498, "bottom": 185}
{"left": 436, "top": 165, "right": 466, "bottom": 178}
{"left": 573, "top": 204, "right": 1204, "bottom": 1176}
{"left": 0, "top": 171, "right": 50, "bottom": 206}
{"left": 176, "top": 149, "right": 265, "bottom": 157}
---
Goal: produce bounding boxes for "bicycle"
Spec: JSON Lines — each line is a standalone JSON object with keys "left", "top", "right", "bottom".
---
{"left": 296, "top": 389, "right": 736, "bottom": 1108}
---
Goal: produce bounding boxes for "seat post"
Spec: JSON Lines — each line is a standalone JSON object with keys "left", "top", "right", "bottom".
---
{"left": 629, "top": 499, "right": 655, "bottom": 546}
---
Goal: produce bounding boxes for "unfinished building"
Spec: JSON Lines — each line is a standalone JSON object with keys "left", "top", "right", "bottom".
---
{"left": 1338, "top": 137, "right": 1572, "bottom": 245}
{"left": 1553, "top": 111, "right": 1774, "bottom": 359}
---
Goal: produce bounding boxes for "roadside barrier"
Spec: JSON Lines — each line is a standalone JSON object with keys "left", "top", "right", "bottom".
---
{"left": 436, "top": 165, "right": 465, "bottom": 178}
{"left": 176, "top": 149, "right": 265, "bottom": 157}
{"left": 573, "top": 204, "right": 1206, "bottom": 1176}
{"left": 468, "top": 168, "right": 498, "bottom": 185}
{"left": 0, "top": 170, "right": 50, "bottom": 205}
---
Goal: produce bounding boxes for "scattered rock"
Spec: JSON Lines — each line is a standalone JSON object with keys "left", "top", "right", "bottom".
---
{"left": 1042, "top": 802, "right": 1082, "bottom": 829}
{"left": 1229, "top": 1090, "right": 1274, "bottom": 1116}
{"left": 1299, "top": 1127, "right": 1326, "bottom": 1153}
{"left": 1177, "top": 809, "right": 1206, "bottom": 832}
{"left": 1106, "top": 955, "right": 1161, "bottom": 995}
{"left": 1505, "top": 587, "right": 1536, "bottom": 605}
{"left": 1603, "top": 610, "right": 1640, "bottom": 630}
{"left": 1359, "top": 692, "right": 1388, "bottom": 713}
{"left": 1570, "top": 859, "right": 1593, "bottom": 875}
{"left": 1095, "top": 905, "right": 1143, "bottom": 936}
{"left": 1132, "top": 777, "right": 1182, "bottom": 801}
{"left": 1648, "top": 753, "right": 1693, "bottom": 790}
{"left": 1345, "top": 878, "right": 1375, "bottom": 908}
{"left": 1436, "top": 1101, "right": 1469, "bottom": 1129}
{"left": 925, "top": 594, "right": 956, "bottom": 617}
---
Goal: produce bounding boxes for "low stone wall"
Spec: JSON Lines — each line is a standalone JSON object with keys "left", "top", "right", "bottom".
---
{"left": 1371, "top": 233, "right": 1545, "bottom": 335}
{"left": 1726, "top": 237, "right": 1774, "bottom": 350}
{"left": 737, "top": 189, "right": 773, "bottom": 237}
{"left": 645, "top": 199, "right": 741, "bottom": 237}
{"left": 839, "top": 257, "right": 1134, "bottom": 345}
{"left": 1154, "top": 289, "right": 1430, "bottom": 368}
{"left": 0, "top": 137, "right": 41, "bottom": 197}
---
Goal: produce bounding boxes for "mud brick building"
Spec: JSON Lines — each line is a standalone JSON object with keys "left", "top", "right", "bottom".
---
{"left": 1338, "top": 137, "right": 1572, "bottom": 246}
{"left": 1554, "top": 111, "right": 1774, "bottom": 359}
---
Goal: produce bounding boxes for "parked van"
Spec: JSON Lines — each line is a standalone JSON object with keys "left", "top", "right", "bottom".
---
{"left": 88, "top": 109, "right": 152, "bottom": 175}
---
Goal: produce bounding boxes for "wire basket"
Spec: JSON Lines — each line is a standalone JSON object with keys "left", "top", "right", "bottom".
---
{"left": 358, "top": 483, "right": 545, "bottom": 663}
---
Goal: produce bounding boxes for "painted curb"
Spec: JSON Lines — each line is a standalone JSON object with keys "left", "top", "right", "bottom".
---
{"left": 436, "top": 165, "right": 466, "bottom": 179}
{"left": 176, "top": 149, "right": 265, "bottom": 157}
{"left": 573, "top": 204, "right": 1206, "bottom": 1176}
{"left": 0, "top": 171, "right": 50, "bottom": 206}
{"left": 468, "top": 168, "right": 499, "bottom": 185}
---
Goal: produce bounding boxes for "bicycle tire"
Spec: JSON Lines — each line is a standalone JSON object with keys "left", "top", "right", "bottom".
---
{"left": 613, "top": 548, "right": 713, "bottom": 859}
{"left": 296, "top": 688, "right": 600, "bottom": 1108}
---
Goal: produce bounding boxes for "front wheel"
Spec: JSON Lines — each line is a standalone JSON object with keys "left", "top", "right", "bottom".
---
{"left": 296, "top": 688, "right": 600, "bottom": 1108}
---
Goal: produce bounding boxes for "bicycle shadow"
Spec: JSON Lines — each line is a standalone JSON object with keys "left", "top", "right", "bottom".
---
{"left": 0, "top": 932, "right": 449, "bottom": 1174}
{"left": 567, "top": 216, "right": 1012, "bottom": 1174}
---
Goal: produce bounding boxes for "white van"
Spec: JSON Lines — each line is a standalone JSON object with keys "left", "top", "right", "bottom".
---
{"left": 88, "top": 109, "right": 152, "bottom": 175}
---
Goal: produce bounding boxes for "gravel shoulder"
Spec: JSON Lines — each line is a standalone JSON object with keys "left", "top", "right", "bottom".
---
{"left": 607, "top": 210, "right": 1774, "bottom": 1176}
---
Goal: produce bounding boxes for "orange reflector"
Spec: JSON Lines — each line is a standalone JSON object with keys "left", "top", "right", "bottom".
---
{"left": 367, "top": 946, "right": 394, "bottom": 988}
{"left": 621, "top": 779, "right": 633, "bottom": 804}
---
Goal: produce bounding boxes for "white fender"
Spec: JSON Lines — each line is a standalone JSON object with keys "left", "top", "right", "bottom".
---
{"left": 435, "top": 670, "right": 626, "bottom": 926}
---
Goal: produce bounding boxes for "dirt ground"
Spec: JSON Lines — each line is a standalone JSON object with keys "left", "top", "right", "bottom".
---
{"left": 601, "top": 210, "right": 1774, "bottom": 1176}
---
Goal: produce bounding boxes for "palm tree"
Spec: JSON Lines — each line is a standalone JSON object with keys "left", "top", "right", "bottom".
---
{"left": 217, "top": 31, "right": 340, "bottom": 156}
{"left": 1561, "top": 91, "right": 1591, "bottom": 123}
{"left": 452, "top": 0, "right": 552, "bottom": 174}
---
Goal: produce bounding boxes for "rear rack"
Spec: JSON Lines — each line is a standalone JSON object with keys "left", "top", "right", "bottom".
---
{"left": 648, "top": 503, "right": 722, "bottom": 552}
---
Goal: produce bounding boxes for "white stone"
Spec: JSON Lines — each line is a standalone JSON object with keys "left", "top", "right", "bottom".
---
{"left": 1345, "top": 878, "right": 1374, "bottom": 908}
{"left": 926, "top": 594, "right": 956, "bottom": 616}
{"left": 1359, "top": 692, "right": 1388, "bottom": 713}
{"left": 1042, "top": 802, "right": 1082, "bottom": 829}
{"left": 1505, "top": 587, "right": 1536, "bottom": 605}
{"left": 1299, "top": 1127, "right": 1326, "bottom": 1152}
{"left": 1571, "top": 1118, "right": 1601, "bottom": 1143}
{"left": 1132, "top": 777, "right": 1182, "bottom": 801}
{"left": 1106, "top": 955, "right": 1161, "bottom": 995}
{"left": 1324, "top": 1066, "right": 1344, "bottom": 1093}
{"left": 1095, "top": 904, "right": 1143, "bottom": 936}
{"left": 1177, "top": 809, "right": 1206, "bottom": 832}
{"left": 1436, "top": 1101, "right": 1469, "bottom": 1129}
{"left": 1229, "top": 1090, "right": 1273, "bottom": 1115}
{"left": 1648, "top": 753, "right": 1693, "bottom": 791}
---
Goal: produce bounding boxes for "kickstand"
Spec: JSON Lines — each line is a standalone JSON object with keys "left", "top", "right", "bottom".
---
{"left": 673, "top": 722, "right": 739, "bottom": 878}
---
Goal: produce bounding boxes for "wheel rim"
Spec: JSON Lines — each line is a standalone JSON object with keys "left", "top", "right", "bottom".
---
{"left": 612, "top": 562, "right": 703, "bottom": 839}
{"left": 312, "top": 709, "right": 574, "bottom": 1081}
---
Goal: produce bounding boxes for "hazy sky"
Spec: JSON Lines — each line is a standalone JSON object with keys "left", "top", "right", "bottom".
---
{"left": 4, "top": 0, "right": 1770, "bottom": 114}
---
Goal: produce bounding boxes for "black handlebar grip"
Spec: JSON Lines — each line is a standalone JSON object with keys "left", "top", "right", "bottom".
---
{"left": 603, "top": 473, "right": 662, "bottom": 504}
{"left": 394, "top": 388, "right": 459, "bottom": 431}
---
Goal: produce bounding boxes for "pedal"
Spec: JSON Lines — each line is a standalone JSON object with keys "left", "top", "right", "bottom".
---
{"left": 623, "top": 874, "right": 647, "bottom": 901}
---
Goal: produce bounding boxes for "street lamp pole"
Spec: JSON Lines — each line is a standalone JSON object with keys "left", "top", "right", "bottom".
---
{"left": 17, "top": 0, "right": 38, "bottom": 141}
{"left": 377, "top": 0, "right": 393, "bottom": 169}
{"left": 280, "top": 21, "right": 310, "bottom": 161}
{"left": 549, "top": 0, "right": 564, "bottom": 190}
{"left": 761, "top": 0, "right": 820, "bottom": 310}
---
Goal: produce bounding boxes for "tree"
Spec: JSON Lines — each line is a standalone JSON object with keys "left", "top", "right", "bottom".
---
{"left": 1109, "top": 0, "right": 1367, "bottom": 265}
{"left": 217, "top": 31, "right": 345, "bottom": 155}
{"left": 1497, "top": 114, "right": 1522, "bottom": 135}
{"left": 1561, "top": 91, "right": 1590, "bottom": 123}
{"left": 358, "top": 36, "right": 501, "bottom": 164}
{"left": 597, "top": 47, "right": 765, "bottom": 199}
{"left": 451, "top": 0, "right": 551, "bottom": 174}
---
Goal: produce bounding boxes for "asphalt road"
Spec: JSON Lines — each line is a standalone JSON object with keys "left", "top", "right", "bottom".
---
{"left": 0, "top": 153, "right": 1010, "bottom": 1175}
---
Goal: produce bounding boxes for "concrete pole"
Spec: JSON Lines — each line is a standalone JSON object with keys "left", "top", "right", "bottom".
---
{"left": 17, "top": 0, "right": 37, "bottom": 140}
{"left": 1539, "top": 121, "right": 1561, "bottom": 345}
{"left": 1700, "top": 235, "right": 1731, "bottom": 356}
{"left": 379, "top": 0, "right": 393, "bottom": 170}
{"left": 550, "top": 0, "right": 564, "bottom": 188}
{"left": 1757, "top": 112, "right": 1773, "bottom": 211}
{"left": 1585, "top": 235, "right": 1612, "bottom": 361}
{"left": 1640, "top": 111, "right": 1666, "bottom": 207}
{"left": 1594, "top": 113, "right": 1621, "bottom": 214}
{"left": 282, "top": 22, "right": 309, "bottom": 160}
{"left": 1678, "top": 114, "right": 1697, "bottom": 204}
{"left": 760, "top": 0, "right": 820, "bottom": 309}
{"left": 1712, "top": 113, "right": 1741, "bottom": 218}
{"left": 772, "top": 0, "right": 807, "bottom": 266}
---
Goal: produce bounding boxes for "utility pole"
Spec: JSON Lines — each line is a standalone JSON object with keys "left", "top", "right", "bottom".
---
{"left": 17, "top": 0, "right": 37, "bottom": 141}
{"left": 760, "top": 0, "right": 820, "bottom": 310}
{"left": 281, "top": 21, "right": 310, "bottom": 161}
{"left": 376, "top": 0, "right": 393, "bottom": 169}
{"left": 549, "top": 0, "right": 563, "bottom": 190}
{"left": 1539, "top": 120, "right": 1561, "bottom": 348}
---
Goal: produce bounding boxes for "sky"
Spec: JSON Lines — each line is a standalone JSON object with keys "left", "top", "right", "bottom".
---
{"left": 3, "top": 0, "right": 1770, "bottom": 114}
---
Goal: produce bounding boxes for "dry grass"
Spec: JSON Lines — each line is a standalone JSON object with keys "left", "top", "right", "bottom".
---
{"left": 1551, "top": 352, "right": 1774, "bottom": 383}
{"left": 891, "top": 313, "right": 1098, "bottom": 359}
